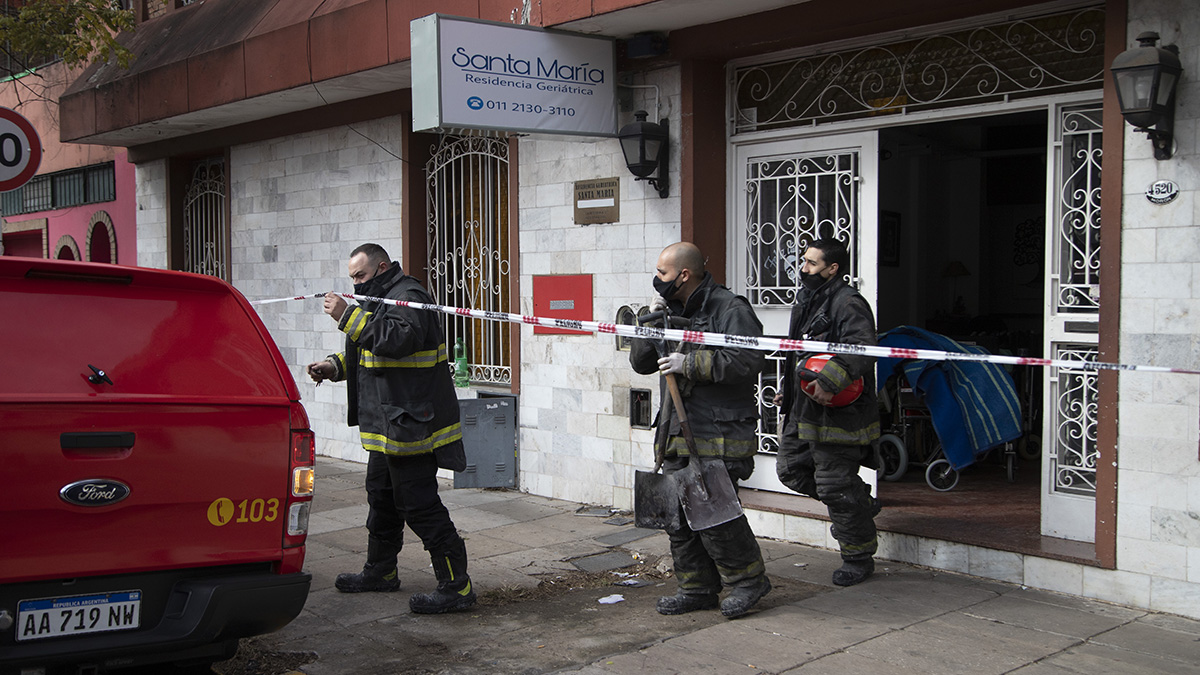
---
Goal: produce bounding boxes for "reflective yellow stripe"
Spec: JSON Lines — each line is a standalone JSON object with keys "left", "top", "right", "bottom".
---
{"left": 819, "top": 359, "right": 852, "bottom": 392}
{"left": 795, "top": 420, "right": 881, "bottom": 445}
{"left": 361, "top": 422, "right": 463, "bottom": 455}
{"left": 690, "top": 350, "right": 714, "bottom": 382}
{"left": 664, "top": 436, "right": 757, "bottom": 458}
{"left": 342, "top": 306, "right": 370, "bottom": 341}
{"left": 358, "top": 344, "right": 448, "bottom": 369}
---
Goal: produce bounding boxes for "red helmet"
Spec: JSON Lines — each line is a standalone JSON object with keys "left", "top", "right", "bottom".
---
{"left": 799, "top": 354, "right": 864, "bottom": 407}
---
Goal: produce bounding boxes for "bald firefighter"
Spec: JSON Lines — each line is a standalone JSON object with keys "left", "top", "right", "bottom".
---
{"left": 630, "top": 242, "right": 771, "bottom": 618}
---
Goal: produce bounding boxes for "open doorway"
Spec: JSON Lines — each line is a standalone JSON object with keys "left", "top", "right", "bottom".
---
{"left": 873, "top": 111, "right": 1056, "bottom": 556}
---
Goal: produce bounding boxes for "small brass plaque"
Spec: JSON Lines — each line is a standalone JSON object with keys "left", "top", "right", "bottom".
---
{"left": 574, "top": 178, "right": 620, "bottom": 225}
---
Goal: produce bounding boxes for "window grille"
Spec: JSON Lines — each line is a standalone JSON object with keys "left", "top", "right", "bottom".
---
{"left": 22, "top": 175, "right": 51, "bottom": 213}
{"left": 1053, "top": 105, "right": 1102, "bottom": 313}
{"left": 745, "top": 151, "right": 859, "bottom": 307}
{"left": 52, "top": 172, "right": 84, "bottom": 207}
{"left": 0, "top": 162, "right": 117, "bottom": 216}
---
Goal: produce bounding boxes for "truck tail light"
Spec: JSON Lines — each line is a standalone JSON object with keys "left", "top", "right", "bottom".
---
{"left": 284, "top": 410, "right": 315, "bottom": 550}
{"left": 292, "top": 466, "right": 315, "bottom": 497}
{"left": 287, "top": 502, "right": 310, "bottom": 537}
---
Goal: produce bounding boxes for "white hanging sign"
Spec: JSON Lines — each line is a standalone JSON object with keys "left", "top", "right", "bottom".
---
{"left": 411, "top": 14, "right": 616, "bottom": 137}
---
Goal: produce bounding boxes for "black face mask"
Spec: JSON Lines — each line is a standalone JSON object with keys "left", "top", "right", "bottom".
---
{"left": 354, "top": 269, "right": 382, "bottom": 297}
{"left": 653, "top": 273, "right": 683, "bottom": 300}
{"left": 800, "top": 270, "right": 828, "bottom": 290}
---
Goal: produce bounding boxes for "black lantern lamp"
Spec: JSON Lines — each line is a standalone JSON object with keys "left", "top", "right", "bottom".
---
{"left": 1110, "top": 31, "right": 1183, "bottom": 160}
{"left": 618, "top": 110, "right": 669, "bottom": 198}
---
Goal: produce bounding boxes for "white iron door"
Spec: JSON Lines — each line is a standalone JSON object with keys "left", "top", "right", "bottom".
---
{"left": 1041, "top": 103, "right": 1102, "bottom": 542}
{"left": 730, "top": 132, "right": 879, "bottom": 493}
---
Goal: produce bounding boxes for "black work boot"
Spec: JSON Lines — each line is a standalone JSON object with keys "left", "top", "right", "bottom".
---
{"left": 720, "top": 577, "right": 771, "bottom": 618}
{"left": 335, "top": 537, "right": 401, "bottom": 593}
{"left": 656, "top": 592, "right": 719, "bottom": 615}
{"left": 409, "top": 542, "right": 476, "bottom": 614}
{"left": 832, "top": 558, "right": 874, "bottom": 586}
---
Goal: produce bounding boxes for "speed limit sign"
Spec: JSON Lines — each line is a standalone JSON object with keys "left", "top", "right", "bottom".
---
{"left": 0, "top": 107, "right": 41, "bottom": 193}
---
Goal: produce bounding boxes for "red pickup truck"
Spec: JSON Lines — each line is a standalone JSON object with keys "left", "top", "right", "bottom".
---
{"left": 0, "top": 257, "right": 314, "bottom": 674}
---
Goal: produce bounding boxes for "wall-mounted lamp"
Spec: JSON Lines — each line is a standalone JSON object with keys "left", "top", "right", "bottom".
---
{"left": 618, "top": 110, "right": 669, "bottom": 198}
{"left": 1110, "top": 31, "right": 1183, "bottom": 160}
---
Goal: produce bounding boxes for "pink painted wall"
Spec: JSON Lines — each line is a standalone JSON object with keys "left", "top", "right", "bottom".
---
{"left": 0, "top": 61, "right": 137, "bottom": 264}
{"left": 37, "top": 148, "right": 138, "bottom": 265}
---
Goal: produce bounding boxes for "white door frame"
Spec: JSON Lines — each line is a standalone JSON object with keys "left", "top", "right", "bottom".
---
{"left": 729, "top": 131, "right": 879, "bottom": 493}
{"left": 727, "top": 91, "right": 1104, "bottom": 527}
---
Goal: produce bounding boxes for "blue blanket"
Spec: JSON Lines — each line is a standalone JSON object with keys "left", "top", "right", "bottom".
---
{"left": 876, "top": 326, "right": 1023, "bottom": 469}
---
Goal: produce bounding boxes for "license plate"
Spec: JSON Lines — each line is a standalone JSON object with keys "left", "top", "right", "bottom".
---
{"left": 16, "top": 591, "right": 141, "bottom": 642}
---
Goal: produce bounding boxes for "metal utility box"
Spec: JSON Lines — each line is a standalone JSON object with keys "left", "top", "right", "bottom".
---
{"left": 532, "top": 274, "right": 592, "bottom": 335}
{"left": 455, "top": 397, "right": 517, "bottom": 489}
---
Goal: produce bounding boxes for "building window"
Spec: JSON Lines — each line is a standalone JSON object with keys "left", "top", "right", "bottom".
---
{"left": 86, "top": 210, "right": 117, "bottom": 264}
{"left": 0, "top": 162, "right": 116, "bottom": 217}
{"left": 0, "top": 1, "right": 59, "bottom": 78}
{"left": 55, "top": 234, "right": 80, "bottom": 260}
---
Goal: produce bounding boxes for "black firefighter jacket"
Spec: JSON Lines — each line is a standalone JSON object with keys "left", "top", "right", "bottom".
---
{"left": 781, "top": 278, "right": 880, "bottom": 447}
{"left": 630, "top": 273, "right": 765, "bottom": 460}
{"left": 326, "top": 264, "right": 464, "bottom": 459}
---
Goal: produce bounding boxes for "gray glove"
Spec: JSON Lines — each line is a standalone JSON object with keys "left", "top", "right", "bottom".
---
{"left": 658, "top": 352, "right": 686, "bottom": 376}
{"left": 649, "top": 295, "right": 667, "bottom": 315}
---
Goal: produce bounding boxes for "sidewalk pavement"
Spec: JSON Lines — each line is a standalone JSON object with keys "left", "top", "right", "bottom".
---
{"left": 253, "top": 457, "right": 1200, "bottom": 675}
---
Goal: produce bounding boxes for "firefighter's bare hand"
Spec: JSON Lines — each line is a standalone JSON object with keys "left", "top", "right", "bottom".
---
{"left": 307, "top": 360, "right": 335, "bottom": 383}
{"left": 804, "top": 381, "right": 836, "bottom": 405}
{"left": 658, "top": 352, "right": 686, "bottom": 376}
{"left": 323, "top": 292, "right": 347, "bottom": 321}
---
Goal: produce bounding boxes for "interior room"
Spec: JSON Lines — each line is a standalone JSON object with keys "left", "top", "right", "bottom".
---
{"left": 869, "top": 110, "right": 1071, "bottom": 558}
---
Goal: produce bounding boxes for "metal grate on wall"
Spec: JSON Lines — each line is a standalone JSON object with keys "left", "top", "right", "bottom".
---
{"left": 0, "top": 162, "right": 116, "bottom": 217}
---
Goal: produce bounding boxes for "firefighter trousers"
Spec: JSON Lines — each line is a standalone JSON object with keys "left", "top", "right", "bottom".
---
{"left": 777, "top": 419, "right": 878, "bottom": 562}
{"left": 364, "top": 450, "right": 463, "bottom": 558}
{"left": 663, "top": 456, "right": 767, "bottom": 595}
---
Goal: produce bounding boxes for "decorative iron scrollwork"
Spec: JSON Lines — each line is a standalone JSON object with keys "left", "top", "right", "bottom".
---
{"left": 734, "top": 7, "right": 1105, "bottom": 133}
{"left": 1052, "top": 346, "right": 1098, "bottom": 496}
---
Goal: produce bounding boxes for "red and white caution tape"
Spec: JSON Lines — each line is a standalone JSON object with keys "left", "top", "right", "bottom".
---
{"left": 250, "top": 292, "right": 1200, "bottom": 375}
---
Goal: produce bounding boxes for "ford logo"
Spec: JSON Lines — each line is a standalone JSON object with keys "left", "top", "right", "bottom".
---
{"left": 60, "top": 480, "right": 131, "bottom": 507}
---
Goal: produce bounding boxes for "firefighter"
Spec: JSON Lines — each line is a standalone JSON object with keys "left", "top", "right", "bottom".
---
{"left": 775, "top": 237, "right": 881, "bottom": 587}
{"left": 630, "top": 242, "right": 771, "bottom": 618}
{"left": 307, "top": 243, "right": 475, "bottom": 614}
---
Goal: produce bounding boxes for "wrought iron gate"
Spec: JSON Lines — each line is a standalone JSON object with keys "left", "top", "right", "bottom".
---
{"left": 427, "top": 135, "right": 512, "bottom": 386}
{"left": 182, "top": 157, "right": 228, "bottom": 280}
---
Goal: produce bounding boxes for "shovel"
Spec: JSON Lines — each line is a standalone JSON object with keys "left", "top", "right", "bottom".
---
{"left": 663, "top": 373, "right": 745, "bottom": 530}
{"left": 634, "top": 310, "right": 685, "bottom": 530}
{"left": 633, "top": 400, "right": 681, "bottom": 530}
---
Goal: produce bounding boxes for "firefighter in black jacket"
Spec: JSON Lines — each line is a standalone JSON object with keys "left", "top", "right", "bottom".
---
{"left": 776, "top": 238, "right": 881, "bottom": 587}
{"left": 307, "top": 243, "right": 475, "bottom": 614}
{"left": 630, "top": 242, "right": 771, "bottom": 618}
